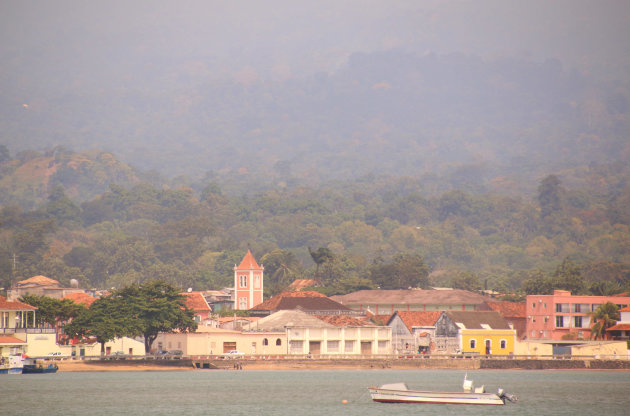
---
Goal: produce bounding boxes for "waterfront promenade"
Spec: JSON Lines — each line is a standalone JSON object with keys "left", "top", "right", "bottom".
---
{"left": 55, "top": 355, "right": 630, "bottom": 372}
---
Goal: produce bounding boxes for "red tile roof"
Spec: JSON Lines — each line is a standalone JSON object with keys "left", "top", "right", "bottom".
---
{"left": 63, "top": 292, "right": 97, "bottom": 307}
{"left": 16, "top": 275, "right": 60, "bottom": 287}
{"left": 620, "top": 306, "right": 630, "bottom": 312}
{"left": 484, "top": 301, "right": 526, "bottom": 318}
{"left": 252, "top": 291, "right": 327, "bottom": 310}
{"left": 287, "top": 279, "right": 319, "bottom": 291}
{"left": 316, "top": 315, "right": 369, "bottom": 327}
{"left": 0, "top": 336, "right": 27, "bottom": 345}
{"left": 392, "top": 311, "right": 442, "bottom": 331}
{"left": 607, "top": 323, "right": 630, "bottom": 331}
{"left": 366, "top": 311, "right": 391, "bottom": 325}
{"left": 182, "top": 292, "right": 211, "bottom": 311}
{"left": 0, "top": 296, "right": 37, "bottom": 311}
{"left": 217, "top": 316, "right": 260, "bottom": 324}
{"left": 237, "top": 250, "right": 262, "bottom": 270}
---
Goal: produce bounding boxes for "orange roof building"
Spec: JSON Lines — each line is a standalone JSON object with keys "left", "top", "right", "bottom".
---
{"left": 8, "top": 275, "right": 86, "bottom": 301}
{"left": 250, "top": 291, "right": 355, "bottom": 316}
{"left": 63, "top": 292, "right": 97, "bottom": 307}
{"left": 182, "top": 292, "right": 212, "bottom": 322}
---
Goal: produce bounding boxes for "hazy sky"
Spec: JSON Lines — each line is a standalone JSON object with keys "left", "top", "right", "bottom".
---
{"left": 2, "top": 0, "right": 629, "bottom": 85}
{"left": 1, "top": 0, "right": 629, "bottom": 179}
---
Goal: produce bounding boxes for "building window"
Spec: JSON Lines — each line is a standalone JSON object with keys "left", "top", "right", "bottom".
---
{"left": 470, "top": 339, "right": 476, "bottom": 349}
{"left": 262, "top": 338, "right": 269, "bottom": 346}
{"left": 254, "top": 275, "right": 260, "bottom": 288}
{"left": 344, "top": 340, "right": 354, "bottom": 353}
{"left": 238, "top": 297, "right": 248, "bottom": 309}
{"left": 500, "top": 339, "right": 507, "bottom": 349}
{"left": 239, "top": 275, "right": 247, "bottom": 288}
{"left": 556, "top": 316, "right": 564, "bottom": 327}
{"left": 327, "top": 340, "right": 339, "bottom": 353}
{"left": 532, "top": 303, "right": 536, "bottom": 309}
{"left": 574, "top": 316, "right": 583, "bottom": 328}
{"left": 276, "top": 338, "right": 282, "bottom": 346}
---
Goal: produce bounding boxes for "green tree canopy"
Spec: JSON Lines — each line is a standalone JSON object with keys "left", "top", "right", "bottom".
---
{"left": 114, "top": 280, "right": 198, "bottom": 353}
{"left": 64, "top": 281, "right": 197, "bottom": 354}
{"left": 368, "top": 253, "right": 429, "bottom": 289}
{"left": 19, "top": 294, "right": 86, "bottom": 326}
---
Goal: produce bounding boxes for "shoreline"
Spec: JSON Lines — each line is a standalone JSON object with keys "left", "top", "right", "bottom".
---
{"left": 55, "top": 358, "right": 630, "bottom": 372}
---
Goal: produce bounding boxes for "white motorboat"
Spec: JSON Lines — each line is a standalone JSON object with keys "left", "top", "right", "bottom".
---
{"left": 367, "top": 375, "right": 518, "bottom": 405}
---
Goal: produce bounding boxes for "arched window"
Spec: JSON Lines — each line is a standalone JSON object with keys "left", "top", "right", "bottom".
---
{"left": 470, "top": 339, "right": 476, "bottom": 349}
{"left": 500, "top": 339, "right": 507, "bottom": 349}
{"left": 262, "top": 338, "right": 269, "bottom": 346}
{"left": 276, "top": 338, "right": 282, "bottom": 346}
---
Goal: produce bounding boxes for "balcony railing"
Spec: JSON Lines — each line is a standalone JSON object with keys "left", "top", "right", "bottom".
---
{"left": 0, "top": 327, "right": 57, "bottom": 334}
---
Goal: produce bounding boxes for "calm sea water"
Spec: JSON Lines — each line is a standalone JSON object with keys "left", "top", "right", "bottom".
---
{"left": 2, "top": 369, "right": 629, "bottom": 415}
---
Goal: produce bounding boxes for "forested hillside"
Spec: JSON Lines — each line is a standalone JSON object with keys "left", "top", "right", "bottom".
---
{"left": 3, "top": 49, "right": 629, "bottom": 196}
{"left": 1, "top": 148, "right": 628, "bottom": 299}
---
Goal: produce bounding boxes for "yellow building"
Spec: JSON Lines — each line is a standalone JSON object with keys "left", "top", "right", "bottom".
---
{"left": 434, "top": 311, "right": 517, "bottom": 355}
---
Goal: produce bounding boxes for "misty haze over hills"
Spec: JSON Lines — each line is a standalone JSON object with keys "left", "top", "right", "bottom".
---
{"left": 1, "top": 1, "right": 629, "bottom": 191}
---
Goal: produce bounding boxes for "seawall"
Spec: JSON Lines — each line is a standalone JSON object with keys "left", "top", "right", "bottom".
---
{"left": 56, "top": 357, "right": 630, "bottom": 371}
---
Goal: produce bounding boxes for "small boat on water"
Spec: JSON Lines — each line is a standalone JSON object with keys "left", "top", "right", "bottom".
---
{"left": 0, "top": 355, "right": 24, "bottom": 374}
{"left": 368, "top": 375, "right": 517, "bottom": 405}
{"left": 21, "top": 358, "right": 59, "bottom": 374}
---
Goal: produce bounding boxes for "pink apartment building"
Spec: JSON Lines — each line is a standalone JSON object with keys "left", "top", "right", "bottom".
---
{"left": 526, "top": 290, "right": 630, "bottom": 340}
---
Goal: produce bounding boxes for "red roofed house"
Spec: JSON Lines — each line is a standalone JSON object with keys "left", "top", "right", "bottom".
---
{"left": 0, "top": 296, "right": 39, "bottom": 357}
{"left": 250, "top": 291, "right": 356, "bottom": 317}
{"left": 607, "top": 306, "right": 630, "bottom": 340}
{"left": 234, "top": 251, "right": 264, "bottom": 310}
{"left": 182, "top": 291, "right": 212, "bottom": 323}
{"left": 7, "top": 275, "right": 90, "bottom": 301}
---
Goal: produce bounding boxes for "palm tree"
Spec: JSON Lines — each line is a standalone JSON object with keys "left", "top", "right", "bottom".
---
{"left": 308, "top": 247, "right": 334, "bottom": 278}
{"left": 261, "top": 249, "right": 304, "bottom": 296}
{"left": 590, "top": 302, "right": 620, "bottom": 340}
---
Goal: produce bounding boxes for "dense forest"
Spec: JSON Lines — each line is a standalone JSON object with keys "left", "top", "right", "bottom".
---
{"left": 1, "top": 146, "right": 629, "bottom": 299}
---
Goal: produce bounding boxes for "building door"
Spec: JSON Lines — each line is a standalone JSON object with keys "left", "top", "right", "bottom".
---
{"left": 223, "top": 342, "right": 237, "bottom": 353}
{"left": 361, "top": 341, "right": 372, "bottom": 355}
{"left": 308, "top": 341, "right": 321, "bottom": 355}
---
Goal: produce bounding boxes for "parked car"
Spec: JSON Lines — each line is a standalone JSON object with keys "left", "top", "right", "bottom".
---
{"left": 166, "top": 350, "right": 183, "bottom": 359}
{"left": 221, "top": 350, "right": 245, "bottom": 358}
{"left": 46, "top": 352, "right": 63, "bottom": 359}
{"left": 107, "top": 351, "right": 129, "bottom": 360}
{"left": 152, "top": 350, "right": 169, "bottom": 359}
